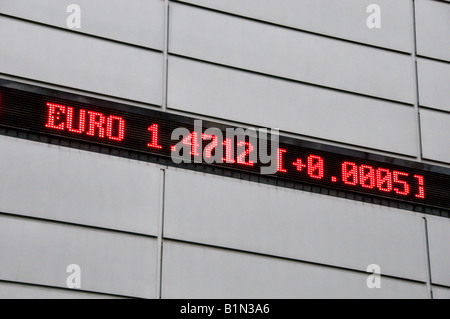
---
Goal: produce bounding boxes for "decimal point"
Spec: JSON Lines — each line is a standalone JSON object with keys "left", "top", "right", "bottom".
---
{"left": 331, "top": 176, "right": 337, "bottom": 182}
{"left": 171, "top": 145, "right": 177, "bottom": 152}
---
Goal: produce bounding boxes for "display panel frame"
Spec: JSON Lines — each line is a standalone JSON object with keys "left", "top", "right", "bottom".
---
{"left": 0, "top": 78, "right": 449, "bottom": 212}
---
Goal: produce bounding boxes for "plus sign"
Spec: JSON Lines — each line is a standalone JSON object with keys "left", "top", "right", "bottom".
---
{"left": 292, "top": 159, "right": 306, "bottom": 171}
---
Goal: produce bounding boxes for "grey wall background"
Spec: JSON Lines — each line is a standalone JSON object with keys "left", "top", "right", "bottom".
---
{"left": 0, "top": 0, "right": 448, "bottom": 298}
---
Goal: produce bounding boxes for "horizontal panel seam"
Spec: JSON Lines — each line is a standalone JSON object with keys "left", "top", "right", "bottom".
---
{"left": 0, "top": 279, "right": 140, "bottom": 299}
{"left": 168, "top": 53, "right": 416, "bottom": 107}
{"left": 0, "top": 211, "right": 159, "bottom": 240}
{"left": 170, "top": 0, "right": 413, "bottom": 55}
{"left": 419, "top": 105, "right": 450, "bottom": 116}
{"left": 163, "top": 237, "right": 430, "bottom": 285}
{"left": 0, "top": 72, "right": 163, "bottom": 110}
{"left": 417, "top": 54, "right": 450, "bottom": 65}
{"left": 428, "top": 0, "right": 450, "bottom": 6}
{"left": 0, "top": 13, "right": 164, "bottom": 53}
{"left": 165, "top": 107, "right": 421, "bottom": 161}
{"left": 431, "top": 282, "right": 450, "bottom": 290}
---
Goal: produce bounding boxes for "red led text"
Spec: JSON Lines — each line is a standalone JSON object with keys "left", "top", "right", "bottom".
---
{"left": 45, "top": 103, "right": 125, "bottom": 141}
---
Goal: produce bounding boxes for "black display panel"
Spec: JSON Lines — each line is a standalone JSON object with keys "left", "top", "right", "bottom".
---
{"left": 0, "top": 80, "right": 449, "bottom": 210}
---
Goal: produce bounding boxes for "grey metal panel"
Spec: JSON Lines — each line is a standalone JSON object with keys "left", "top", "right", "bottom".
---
{"left": 164, "top": 168, "right": 428, "bottom": 282}
{"left": 168, "top": 56, "right": 418, "bottom": 156}
{"left": 415, "top": 0, "right": 450, "bottom": 61}
{"left": 169, "top": 3, "right": 415, "bottom": 103}
{"left": 0, "top": 214, "right": 158, "bottom": 298}
{"left": 177, "top": 0, "right": 414, "bottom": 53}
{"left": 426, "top": 216, "right": 450, "bottom": 287}
{"left": 0, "top": 16, "right": 163, "bottom": 105}
{"left": 417, "top": 58, "right": 450, "bottom": 112}
{"left": 420, "top": 109, "right": 450, "bottom": 163}
{"left": 0, "top": 0, "right": 165, "bottom": 50}
{"left": 432, "top": 286, "right": 450, "bottom": 299}
{"left": 0, "top": 282, "right": 123, "bottom": 299}
{"left": 161, "top": 241, "right": 428, "bottom": 299}
{"left": 0, "top": 136, "right": 161, "bottom": 236}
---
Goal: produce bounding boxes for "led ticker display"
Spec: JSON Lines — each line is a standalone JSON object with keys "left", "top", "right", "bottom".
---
{"left": 0, "top": 80, "right": 449, "bottom": 210}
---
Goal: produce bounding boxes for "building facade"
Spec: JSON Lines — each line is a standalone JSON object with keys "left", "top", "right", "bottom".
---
{"left": 0, "top": 0, "right": 449, "bottom": 299}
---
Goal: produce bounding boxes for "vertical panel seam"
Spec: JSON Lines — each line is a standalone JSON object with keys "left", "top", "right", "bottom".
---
{"left": 422, "top": 217, "right": 434, "bottom": 299}
{"left": 157, "top": 0, "right": 170, "bottom": 296}
{"left": 412, "top": 0, "right": 424, "bottom": 162}
{"left": 156, "top": 168, "right": 166, "bottom": 299}
{"left": 162, "top": 0, "right": 170, "bottom": 112}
